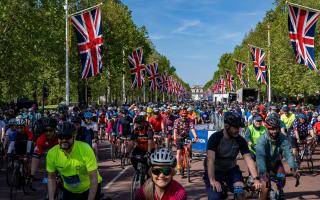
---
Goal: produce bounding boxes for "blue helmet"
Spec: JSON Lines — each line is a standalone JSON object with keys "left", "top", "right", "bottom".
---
{"left": 84, "top": 112, "right": 93, "bottom": 119}
{"left": 298, "top": 113, "right": 307, "bottom": 120}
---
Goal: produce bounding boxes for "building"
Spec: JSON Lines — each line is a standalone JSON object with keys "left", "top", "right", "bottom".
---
{"left": 191, "top": 85, "right": 204, "bottom": 101}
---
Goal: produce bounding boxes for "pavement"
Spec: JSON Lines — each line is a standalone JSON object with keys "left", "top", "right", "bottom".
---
{"left": 0, "top": 140, "right": 319, "bottom": 200}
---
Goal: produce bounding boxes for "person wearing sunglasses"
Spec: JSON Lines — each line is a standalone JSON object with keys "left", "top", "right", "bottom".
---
{"left": 46, "top": 121, "right": 102, "bottom": 200}
{"left": 204, "top": 112, "right": 261, "bottom": 200}
{"left": 134, "top": 148, "right": 187, "bottom": 200}
{"left": 30, "top": 117, "right": 58, "bottom": 184}
{"left": 244, "top": 114, "right": 267, "bottom": 160}
{"left": 256, "top": 116, "right": 299, "bottom": 200}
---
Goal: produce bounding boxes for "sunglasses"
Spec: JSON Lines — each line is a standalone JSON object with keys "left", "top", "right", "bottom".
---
{"left": 57, "top": 135, "right": 73, "bottom": 140}
{"left": 151, "top": 167, "right": 172, "bottom": 176}
{"left": 45, "top": 128, "right": 55, "bottom": 133}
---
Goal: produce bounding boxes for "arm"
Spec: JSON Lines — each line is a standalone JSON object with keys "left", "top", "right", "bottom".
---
{"left": 87, "top": 170, "right": 99, "bottom": 200}
{"left": 255, "top": 137, "right": 267, "bottom": 174}
{"left": 207, "top": 150, "right": 216, "bottom": 184}
{"left": 190, "top": 128, "right": 198, "bottom": 140}
{"left": 243, "top": 153, "right": 258, "bottom": 177}
{"left": 47, "top": 172, "right": 56, "bottom": 200}
{"left": 281, "top": 136, "right": 298, "bottom": 170}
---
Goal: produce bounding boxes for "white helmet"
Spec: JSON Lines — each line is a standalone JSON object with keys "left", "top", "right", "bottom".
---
{"left": 150, "top": 148, "right": 176, "bottom": 167}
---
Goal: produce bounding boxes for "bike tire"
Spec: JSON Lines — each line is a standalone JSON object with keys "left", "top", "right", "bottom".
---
{"left": 10, "top": 166, "right": 20, "bottom": 200}
{"left": 131, "top": 172, "right": 139, "bottom": 200}
{"left": 110, "top": 144, "right": 115, "bottom": 162}
{"left": 121, "top": 154, "right": 125, "bottom": 169}
{"left": 186, "top": 154, "right": 190, "bottom": 182}
{"left": 6, "top": 161, "right": 14, "bottom": 186}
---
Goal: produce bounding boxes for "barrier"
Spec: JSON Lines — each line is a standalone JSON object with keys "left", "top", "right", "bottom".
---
{"left": 188, "top": 124, "right": 217, "bottom": 153}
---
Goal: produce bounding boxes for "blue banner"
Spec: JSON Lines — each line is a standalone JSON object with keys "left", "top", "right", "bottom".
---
{"left": 189, "top": 129, "right": 216, "bottom": 152}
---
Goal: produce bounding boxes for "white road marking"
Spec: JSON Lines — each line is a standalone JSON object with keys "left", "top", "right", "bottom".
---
{"left": 103, "top": 166, "right": 130, "bottom": 190}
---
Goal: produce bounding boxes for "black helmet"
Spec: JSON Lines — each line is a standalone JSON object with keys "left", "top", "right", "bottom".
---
{"left": 41, "top": 117, "right": 58, "bottom": 129}
{"left": 265, "top": 116, "right": 281, "bottom": 129}
{"left": 120, "top": 108, "right": 128, "bottom": 115}
{"left": 56, "top": 122, "right": 76, "bottom": 136}
{"left": 135, "top": 115, "right": 146, "bottom": 124}
{"left": 70, "top": 116, "right": 82, "bottom": 124}
{"left": 224, "top": 112, "right": 244, "bottom": 128}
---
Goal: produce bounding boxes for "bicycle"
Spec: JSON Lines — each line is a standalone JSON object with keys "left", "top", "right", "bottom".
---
{"left": 131, "top": 155, "right": 148, "bottom": 200}
{"left": 120, "top": 136, "right": 131, "bottom": 169}
{"left": 42, "top": 173, "right": 63, "bottom": 200}
{"left": 6, "top": 155, "right": 33, "bottom": 200}
{"left": 153, "top": 131, "right": 164, "bottom": 150}
{"left": 110, "top": 133, "right": 120, "bottom": 162}
{"left": 296, "top": 137, "right": 314, "bottom": 172}
{"left": 265, "top": 173, "right": 300, "bottom": 200}
{"left": 178, "top": 138, "right": 196, "bottom": 183}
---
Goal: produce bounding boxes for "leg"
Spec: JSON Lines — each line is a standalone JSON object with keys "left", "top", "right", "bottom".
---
{"left": 203, "top": 172, "right": 223, "bottom": 200}
{"left": 226, "top": 166, "right": 245, "bottom": 200}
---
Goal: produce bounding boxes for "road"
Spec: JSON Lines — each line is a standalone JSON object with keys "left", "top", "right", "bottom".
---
{"left": 0, "top": 141, "right": 319, "bottom": 200}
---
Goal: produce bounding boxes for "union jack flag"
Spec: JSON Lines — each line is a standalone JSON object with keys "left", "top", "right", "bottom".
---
{"left": 128, "top": 47, "right": 145, "bottom": 88}
{"left": 235, "top": 61, "right": 246, "bottom": 82}
{"left": 226, "top": 70, "right": 234, "bottom": 92}
{"left": 288, "top": 3, "right": 319, "bottom": 71}
{"left": 213, "top": 81, "right": 219, "bottom": 94}
{"left": 71, "top": 6, "right": 103, "bottom": 79}
{"left": 219, "top": 76, "right": 226, "bottom": 94}
{"left": 167, "top": 76, "right": 173, "bottom": 94}
{"left": 249, "top": 45, "right": 267, "bottom": 85}
{"left": 146, "top": 62, "right": 160, "bottom": 91}
{"left": 158, "top": 71, "right": 167, "bottom": 93}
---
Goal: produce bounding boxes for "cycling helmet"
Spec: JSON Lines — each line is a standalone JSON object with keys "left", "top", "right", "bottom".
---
{"left": 146, "top": 107, "right": 153, "bottom": 113}
{"left": 317, "top": 115, "right": 320, "bottom": 122}
{"left": 15, "top": 116, "right": 26, "bottom": 126}
{"left": 41, "top": 117, "right": 58, "bottom": 128}
{"left": 313, "top": 112, "right": 319, "bottom": 117}
{"left": 84, "top": 112, "right": 93, "bottom": 119}
{"left": 269, "top": 112, "right": 280, "bottom": 119}
{"left": 120, "top": 108, "right": 128, "bottom": 115}
{"left": 153, "top": 107, "right": 160, "bottom": 114}
{"left": 107, "top": 107, "right": 113, "bottom": 111}
{"left": 134, "top": 107, "right": 139, "bottom": 111}
{"left": 56, "top": 122, "right": 76, "bottom": 136}
{"left": 8, "top": 118, "right": 16, "bottom": 126}
{"left": 224, "top": 112, "right": 244, "bottom": 128}
{"left": 70, "top": 116, "right": 82, "bottom": 124}
{"left": 298, "top": 113, "right": 307, "bottom": 120}
{"left": 282, "top": 106, "right": 289, "bottom": 112}
{"left": 135, "top": 115, "right": 146, "bottom": 124}
{"left": 171, "top": 106, "right": 178, "bottom": 111}
{"left": 187, "top": 107, "right": 193, "bottom": 112}
{"left": 265, "top": 116, "right": 281, "bottom": 129}
{"left": 150, "top": 148, "right": 176, "bottom": 167}
{"left": 139, "top": 112, "right": 147, "bottom": 116}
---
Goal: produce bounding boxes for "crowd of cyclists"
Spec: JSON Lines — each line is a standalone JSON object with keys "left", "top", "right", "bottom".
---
{"left": 0, "top": 100, "right": 319, "bottom": 200}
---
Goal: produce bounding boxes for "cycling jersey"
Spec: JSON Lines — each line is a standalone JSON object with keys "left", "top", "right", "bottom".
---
{"left": 174, "top": 118, "right": 194, "bottom": 138}
{"left": 117, "top": 116, "right": 133, "bottom": 136}
{"left": 33, "top": 133, "right": 58, "bottom": 157}
{"left": 148, "top": 116, "right": 163, "bottom": 132}
{"left": 280, "top": 113, "right": 296, "bottom": 129}
{"left": 46, "top": 141, "right": 102, "bottom": 193}
{"left": 135, "top": 180, "right": 187, "bottom": 200}
{"left": 245, "top": 124, "right": 267, "bottom": 154}
{"left": 131, "top": 122, "right": 154, "bottom": 152}
{"left": 290, "top": 119, "right": 312, "bottom": 138}
{"left": 313, "top": 121, "right": 320, "bottom": 135}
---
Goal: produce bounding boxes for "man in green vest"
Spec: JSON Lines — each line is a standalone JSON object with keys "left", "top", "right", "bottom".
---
{"left": 245, "top": 114, "right": 267, "bottom": 160}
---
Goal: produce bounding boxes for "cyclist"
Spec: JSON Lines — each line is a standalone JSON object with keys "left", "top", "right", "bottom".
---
{"left": 134, "top": 148, "right": 187, "bottom": 200}
{"left": 3, "top": 118, "right": 16, "bottom": 153}
{"left": 173, "top": 110, "right": 198, "bottom": 174}
{"left": 245, "top": 114, "right": 267, "bottom": 159}
{"left": 280, "top": 106, "right": 295, "bottom": 134}
{"left": 149, "top": 107, "right": 165, "bottom": 148}
{"left": 313, "top": 115, "right": 320, "bottom": 142}
{"left": 97, "top": 111, "right": 106, "bottom": 140}
{"left": 30, "top": 117, "right": 58, "bottom": 181}
{"left": 187, "top": 107, "right": 197, "bottom": 124}
{"left": 146, "top": 107, "right": 153, "bottom": 121}
{"left": 204, "top": 112, "right": 261, "bottom": 200}
{"left": 118, "top": 108, "right": 134, "bottom": 157}
{"left": 289, "top": 113, "right": 316, "bottom": 158}
{"left": 7, "top": 116, "right": 33, "bottom": 157}
{"left": 82, "top": 111, "right": 99, "bottom": 156}
{"left": 130, "top": 115, "right": 154, "bottom": 171}
{"left": 256, "top": 116, "right": 299, "bottom": 200}
{"left": 47, "top": 121, "right": 102, "bottom": 200}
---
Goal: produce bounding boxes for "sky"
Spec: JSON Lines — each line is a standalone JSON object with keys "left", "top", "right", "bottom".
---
{"left": 121, "top": 0, "right": 275, "bottom": 86}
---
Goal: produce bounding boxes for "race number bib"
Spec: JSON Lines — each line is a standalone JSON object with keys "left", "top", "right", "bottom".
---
{"left": 63, "top": 174, "right": 80, "bottom": 187}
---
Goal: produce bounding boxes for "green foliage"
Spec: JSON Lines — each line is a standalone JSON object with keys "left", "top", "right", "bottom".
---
{"left": 0, "top": 0, "right": 189, "bottom": 104}
{"left": 205, "top": 0, "right": 320, "bottom": 98}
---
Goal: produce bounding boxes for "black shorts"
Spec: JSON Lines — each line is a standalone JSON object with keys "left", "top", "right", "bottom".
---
{"left": 62, "top": 183, "right": 101, "bottom": 200}
{"left": 176, "top": 137, "right": 190, "bottom": 150}
{"left": 289, "top": 135, "right": 307, "bottom": 148}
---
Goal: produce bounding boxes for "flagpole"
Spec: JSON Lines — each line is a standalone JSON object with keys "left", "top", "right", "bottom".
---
{"left": 247, "top": 50, "right": 250, "bottom": 88}
{"left": 122, "top": 49, "right": 126, "bottom": 104}
{"left": 65, "top": 0, "right": 70, "bottom": 105}
{"left": 286, "top": 1, "right": 320, "bottom": 13}
{"left": 267, "top": 23, "right": 272, "bottom": 102}
{"left": 69, "top": 2, "right": 103, "bottom": 17}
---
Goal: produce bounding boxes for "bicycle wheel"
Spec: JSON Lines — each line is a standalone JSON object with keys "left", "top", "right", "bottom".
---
{"left": 10, "top": 166, "right": 20, "bottom": 200}
{"left": 110, "top": 143, "right": 115, "bottom": 162}
{"left": 186, "top": 154, "right": 191, "bottom": 183}
{"left": 121, "top": 153, "right": 125, "bottom": 169}
{"left": 131, "top": 171, "right": 140, "bottom": 200}
{"left": 6, "top": 161, "right": 14, "bottom": 186}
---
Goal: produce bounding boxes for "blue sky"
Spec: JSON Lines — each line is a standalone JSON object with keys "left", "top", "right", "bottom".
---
{"left": 121, "top": 0, "right": 275, "bottom": 86}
